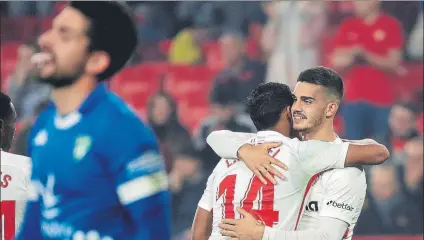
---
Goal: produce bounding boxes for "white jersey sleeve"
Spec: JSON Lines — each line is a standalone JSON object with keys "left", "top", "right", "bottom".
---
{"left": 1, "top": 151, "right": 32, "bottom": 239}
{"left": 198, "top": 171, "right": 215, "bottom": 212}
{"left": 294, "top": 140, "right": 349, "bottom": 175}
{"left": 262, "top": 216, "right": 349, "bottom": 240}
{"left": 319, "top": 167, "right": 367, "bottom": 228}
{"left": 206, "top": 130, "right": 256, "bottom": 159}
{"left": 198, "top": 164, "right": 220, "bottom": 212}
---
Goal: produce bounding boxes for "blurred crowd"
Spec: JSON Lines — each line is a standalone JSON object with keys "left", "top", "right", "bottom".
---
{"left": 0, "top": 1, "right": 423, "bottom": 239}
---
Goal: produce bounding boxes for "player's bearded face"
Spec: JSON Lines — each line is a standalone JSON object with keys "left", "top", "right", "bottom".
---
{"left": 33, "top": 7, "right": 91, "bottom": 89}
{"left": 291, "top": 82, "right": 327, "bottom": 133}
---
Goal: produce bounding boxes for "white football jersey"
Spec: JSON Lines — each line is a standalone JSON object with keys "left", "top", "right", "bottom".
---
{"left": 298, "top": 139, "right": 367, "bottom": 240}
{"left": 198, "top": 131, "right": 350, "bottom": 239}
{"left": 1, "top": 150, "right": 32, "bottom": 240}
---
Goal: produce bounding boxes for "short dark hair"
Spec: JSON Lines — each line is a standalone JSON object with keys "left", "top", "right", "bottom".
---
{"left": 0, "top": 92, "right": 13, "bottom": 122}
{"left": 246, "top": 83, "right": 294, "bottom": 131}
{"left": 297, "top": 66, "right": 344, "bottom": 101}
{"left": 70, "top": 1, "right": 138, "bottom": 81}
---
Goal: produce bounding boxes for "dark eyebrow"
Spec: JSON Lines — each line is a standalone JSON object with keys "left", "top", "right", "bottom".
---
{"left": 52, "top": 20, "right": 81, "bottom": 36}
{"left": 58, "top": 25, "right": 76, "bottom": 35}
{"left": 300, "top": 96, "right": 315, "bottom": 101}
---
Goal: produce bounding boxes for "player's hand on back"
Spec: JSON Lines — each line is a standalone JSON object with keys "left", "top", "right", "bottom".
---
{"left": 237, "top": 142, "right": 287, "bottom": 185}
{"left": 219, "top": 207, "right": 265, "bottom": 240}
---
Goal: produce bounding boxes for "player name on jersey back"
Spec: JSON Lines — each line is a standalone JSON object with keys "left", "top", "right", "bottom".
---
{"left": 1, "top": 151, "right": 31, "bottom": 240}
{"left": 198, "top": 130, "right": 350, "bottom": 239}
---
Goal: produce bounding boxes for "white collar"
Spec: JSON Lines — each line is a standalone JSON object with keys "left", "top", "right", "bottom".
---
{"left": 54, "top": 111, "right": 82, "bottom": 130}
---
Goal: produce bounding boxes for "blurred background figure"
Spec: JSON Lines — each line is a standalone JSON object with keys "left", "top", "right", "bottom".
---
{"left": 209, "top": 31, "right": 266, "bottom": 109}
{"left": 6, "top": 40, "right": 50, "bottom": 123}
{"left": 12, "top": 100, "right": 49, "bottom": 156}
{"left": 356, "top": 165, "right": 423, "bottom": 235}
{"left": 148, "top": 91, "right": 193, "bottom": 173}
{"left": 195, "top": 81, "right": 256, "bottom": 173}
{"left": 376, "top": 102, "right": 420, "bottom": 160}
{"left": 407, "top": 9, "right": 423, "bottom": 60}
{"left": 168, "top": 26, "right": 204, "bottom": 65}
{"left": 170, "top": 147, "right": 206, "bottom": 239}
{"left": 0, "top": 1, "right": 422, "bottom": 239}
{"left": 7, "top": 1, "right": 53, "bottom": 17}
{"left": 262, "top": 1, "right": 327, "bottom": 87}
{"left": 331, "top": 0, "right": 404, "bottom": 140}
{"left": 399, "top": 137, "right": 424, "bottom": 208}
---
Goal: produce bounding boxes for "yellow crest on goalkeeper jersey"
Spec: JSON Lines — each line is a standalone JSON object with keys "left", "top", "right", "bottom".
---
{"left": 74, "top": 135, "right": 92, "bottom": 161}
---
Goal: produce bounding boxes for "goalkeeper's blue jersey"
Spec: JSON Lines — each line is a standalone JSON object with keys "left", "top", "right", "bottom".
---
{"left": 17, "top": 84, "right": 171, "bottom": 240}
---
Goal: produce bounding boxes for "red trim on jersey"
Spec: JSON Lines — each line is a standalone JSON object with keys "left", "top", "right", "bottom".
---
{"left": 343, "top": 228, "right": 349, "bottom": 239}
{"left": 294, "top": 173, "right": 320, "bottom": 230}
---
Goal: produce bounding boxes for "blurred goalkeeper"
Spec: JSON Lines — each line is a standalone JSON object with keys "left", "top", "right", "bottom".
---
{"left": 17, "top": 2, "right": 171, "bottom": 240}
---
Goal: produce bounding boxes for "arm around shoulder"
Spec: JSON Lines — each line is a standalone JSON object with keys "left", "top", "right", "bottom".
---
{"left": 344, "top": 139, "right": 390, "bottom": 166}
{"left": 206, "top": 130, "right": 255, "bottom": 159}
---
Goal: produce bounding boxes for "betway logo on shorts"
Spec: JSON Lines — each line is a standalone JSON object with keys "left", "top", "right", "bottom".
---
{"left": 326, "top": 200, "right": 354, "bottom": 211}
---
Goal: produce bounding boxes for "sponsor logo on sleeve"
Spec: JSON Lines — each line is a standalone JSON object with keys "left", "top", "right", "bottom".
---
{"left": 305, "top": 201, "right": 319, "bottom": 212}
{"left": 326, "top": 200, "right": 354, "bottom": 211}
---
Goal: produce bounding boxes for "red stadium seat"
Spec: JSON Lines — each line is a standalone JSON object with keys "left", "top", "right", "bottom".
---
{"left": 177, "top": 102, "right": 209, "bottom": 133}
{"left": 13, "top": 17, "right": 39, "bottom": 42}
{"left": 165, "top": 65, "right": 217, "bottom": 133}
{"left": 165, "top": 65, "right": 217, "bottom": 106}
{"left": 159, "top": 40, "right": 172, "bottom": 55}
{"left": 53, "top": 2, "right": 67, "bottom": 16}
{"left": 110, "top": 63, "right": 167, "bottom": 111}
{"left": 394, "top": 63, "right": 424, "bottom": 101}
{"left": 40, "top": 17, "right": 53, "bottom": 33}
{"left": 0, "top": 42, "right": 20, "bottom": 90}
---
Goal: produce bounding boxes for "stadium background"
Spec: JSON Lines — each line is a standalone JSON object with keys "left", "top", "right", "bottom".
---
{"left": 0, "top": 1, "right": 422, "bottom": 239}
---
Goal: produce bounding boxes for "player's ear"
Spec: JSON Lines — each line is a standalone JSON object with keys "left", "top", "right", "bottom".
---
{"left": 284, "top": 106, "right": 292, "bottom": 120}
{"left": 325, "top": 101, "right": 339, "bottom": 118}
{"left": 86, "top": 51, "right": 110, "bottom": 76}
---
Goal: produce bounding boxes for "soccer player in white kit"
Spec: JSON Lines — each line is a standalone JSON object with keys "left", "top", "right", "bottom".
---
{"left": 0, "top": 92, "right": 31, "bottom": 240}
{"left": 191, "top": 82, "right": 389, "bottom": 240}
{"left": 207, "top": 67, "right": 377, "bottom": 240}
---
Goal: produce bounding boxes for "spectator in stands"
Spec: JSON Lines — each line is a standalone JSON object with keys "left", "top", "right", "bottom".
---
{"left": 356, "top": 165, "right": 423, "bottom": 235}
{"left": 382, "top": 1, "right": 422, "bottom": 50}
{"left": 261, "top": 1, "right": 327, "bottom": 88}
{"left": 7, "top": 1, "right": 53, "bottom": 17}
{"left": 195, "top": 82, "right": 256, "bottom": 173}
{"left": 12, "top": 100, "right": 49, "bottom": 156}
{"left": 147, "top": 92, "right": 192, "bottom": 173}
{"left": 407, "top": 8, "right": 423, "bottom": 60}
{"left": 398, "top": 137, "right": 423, "bottom": 209}
{"left": 176, "top": 2, "right": 265, "bottom": 37}
{"left": 377, "top": 103, "right": 420, "bottom": 158}
{"left": 7, "top": 40, "right": 51, "bottom": 122}
{"left": 168, "top": 24, "right": 203, "bottom": 65}
{"left": 331, "top": 0, "right": 404, "bottom": 140}
{"left": 210, "top": 31, "right": 266, "bottom": 109}
{"left": 170, "top": 147, "right": 206, "bottom": 239}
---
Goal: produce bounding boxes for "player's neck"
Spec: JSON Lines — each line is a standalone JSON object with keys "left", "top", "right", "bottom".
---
{"left": 271, "top": 126, "right": 291, "bottom": 138}
{"left": 52, "top": 76, "right": 97, "bottom": 115}
{"left": 301, "top": 124, "right": 337, "bottom": 142}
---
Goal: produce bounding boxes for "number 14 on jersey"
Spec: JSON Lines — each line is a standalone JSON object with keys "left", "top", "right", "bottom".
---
{"left": 217, "top": 174, "right": 279, "bottom": 227}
